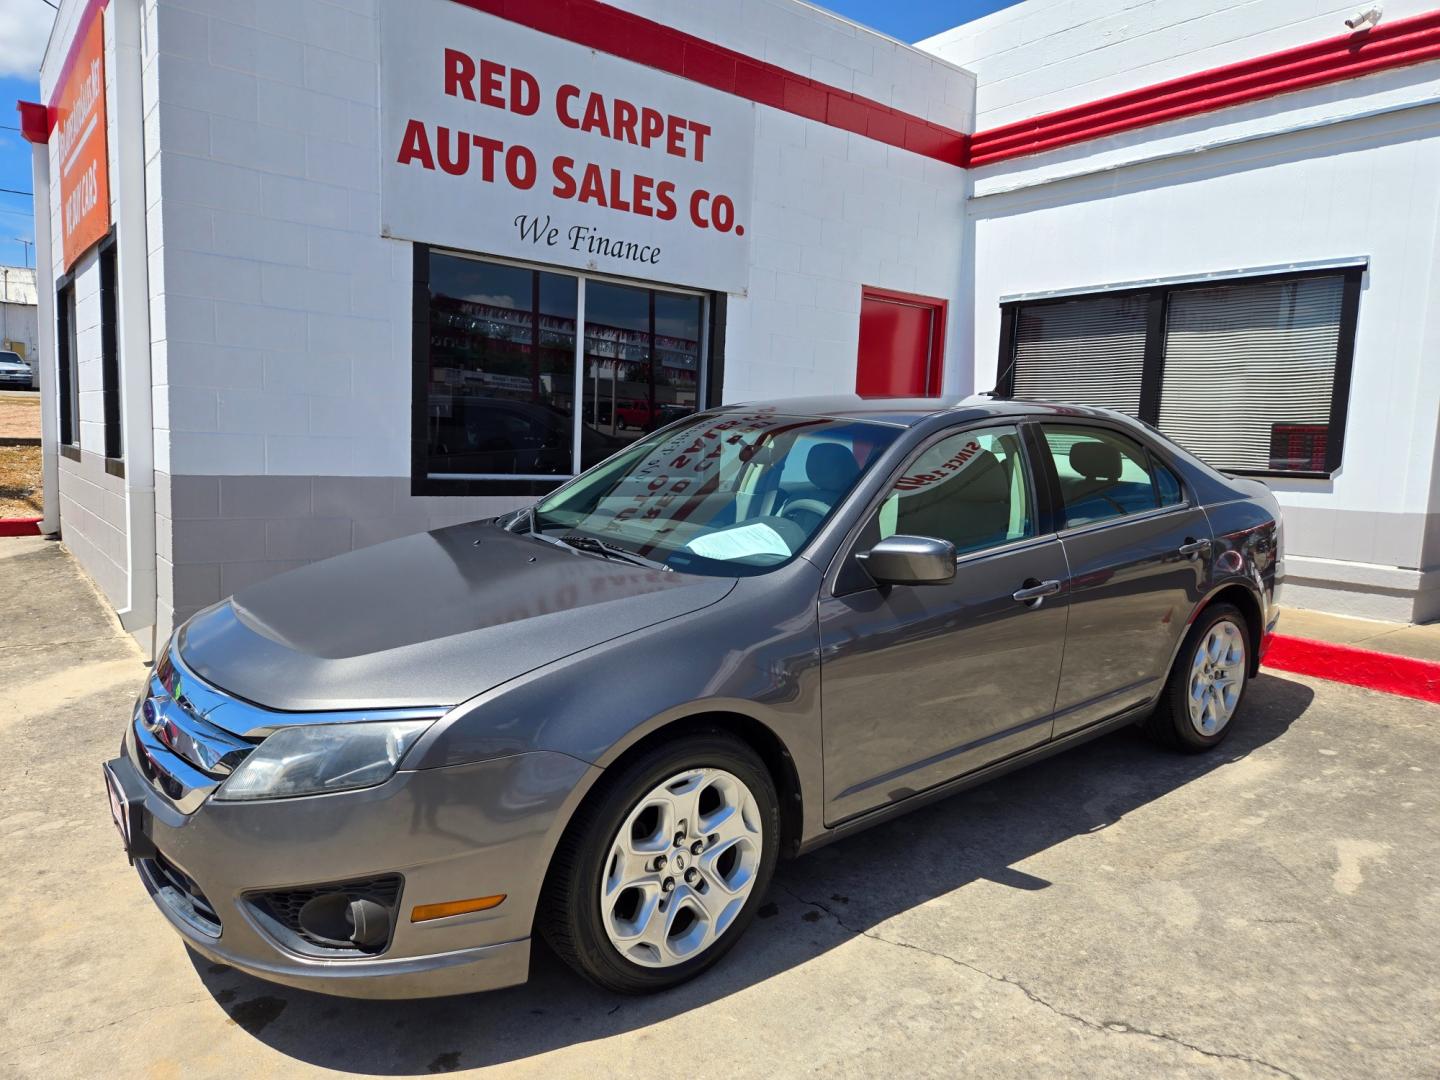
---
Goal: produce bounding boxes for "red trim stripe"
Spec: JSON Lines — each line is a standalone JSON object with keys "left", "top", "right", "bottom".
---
{"left": 20, "top": 3, "right": 1440, "bottom": 165}
{"left": 446, "top": 0, "right": 968, "bottom": 165}
{"left": 968, "top": 9, "right": 1440, "bottom": 166}
{"left": 1263, "top": 634, "right": 1440, "bottom": 704}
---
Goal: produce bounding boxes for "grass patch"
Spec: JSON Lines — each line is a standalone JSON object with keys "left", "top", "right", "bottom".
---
{"left": 0, "top": 444, "right": 42, "bottom": 518}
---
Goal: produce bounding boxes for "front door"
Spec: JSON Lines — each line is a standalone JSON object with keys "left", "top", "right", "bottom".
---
{"left": 819, "top": 424, "right": 1068, "bottom": 825}
{"left": 1033, "top": 423, "right": 1211, "bottom": 737}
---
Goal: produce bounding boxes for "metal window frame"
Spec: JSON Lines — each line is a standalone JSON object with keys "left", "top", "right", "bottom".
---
{"left": 995, "top": 264, "right": 1365, "bottom": 479}
{"left": 410, "top": 244, "right": 723, "bottom": 497}
{"left": 98, "top": 230, "right": 124, "bottom": 474}
{"left": 55, "top": 271, "right": 78, "bottom": 453}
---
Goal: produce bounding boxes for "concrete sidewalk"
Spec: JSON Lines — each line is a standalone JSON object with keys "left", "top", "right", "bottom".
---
{"left": 1280, "top": 607, "right": 1440, "bottom": 664}
{"left": 3, "top": 536, "right": 1439, "bottom": 1079}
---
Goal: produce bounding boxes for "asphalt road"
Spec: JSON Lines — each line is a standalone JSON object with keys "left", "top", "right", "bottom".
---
{"left": 2, "top": 535, "right": 1437, "bottom": 1079}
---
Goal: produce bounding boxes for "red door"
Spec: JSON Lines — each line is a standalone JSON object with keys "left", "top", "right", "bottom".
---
{"left": 855, "top": 287, "right": 947, "bottom": 397}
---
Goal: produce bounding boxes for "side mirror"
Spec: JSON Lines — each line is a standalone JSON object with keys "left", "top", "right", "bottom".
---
{"left": 857, "top": 535, "right": 957, "bottom": 587}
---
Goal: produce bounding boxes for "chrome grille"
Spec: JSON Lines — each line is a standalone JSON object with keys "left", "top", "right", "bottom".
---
{"left": 127, "top": 633, "right": 447, "bottom": 812}
{"left": 129, "top": 640, "right": 256, "bottom": 812}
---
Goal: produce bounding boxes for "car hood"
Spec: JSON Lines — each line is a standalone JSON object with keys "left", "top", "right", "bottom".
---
{"left": 178, "top": 521, "right": 735, "bottom": 716}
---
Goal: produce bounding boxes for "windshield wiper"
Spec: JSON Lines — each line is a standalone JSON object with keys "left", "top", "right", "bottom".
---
{"left": 558, "top": 534, "right": 672, "bottom": 571}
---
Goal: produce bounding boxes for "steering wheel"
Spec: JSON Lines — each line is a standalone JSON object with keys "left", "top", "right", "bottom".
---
{"left": 780, "top": 498, "right": 832, "bottom": 525}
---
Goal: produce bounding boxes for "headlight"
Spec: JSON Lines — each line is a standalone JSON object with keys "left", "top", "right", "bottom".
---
{"left": 215, "top": 720, "right": 434, "bottom": 801}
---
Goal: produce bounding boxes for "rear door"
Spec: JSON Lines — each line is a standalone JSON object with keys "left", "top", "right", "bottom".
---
{"left": 818, "top": 423, "right": 1068, "bottom": 824}
{"left": 1032, "top": 423, "right": 1210, "bottom": 737}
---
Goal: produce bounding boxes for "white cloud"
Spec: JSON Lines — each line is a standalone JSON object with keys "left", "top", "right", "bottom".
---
{"left": 0, "top": 1, "right": 55, "bottom": 80}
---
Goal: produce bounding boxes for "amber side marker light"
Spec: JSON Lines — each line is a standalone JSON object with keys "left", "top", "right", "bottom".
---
{"left": 411, "top": 895, "right": 507, "bottom": 923}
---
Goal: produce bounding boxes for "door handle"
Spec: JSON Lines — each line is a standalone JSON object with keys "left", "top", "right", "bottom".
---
{"left": 1012, "top": 579, "right": 1062, "bottom": 603}
{"left": 1178, "top": 538, "right": 1213, "bottom": 557}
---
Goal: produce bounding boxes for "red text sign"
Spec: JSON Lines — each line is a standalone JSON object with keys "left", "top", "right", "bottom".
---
{"left": 381, "top": 0, "right": 755, "bottom": 293}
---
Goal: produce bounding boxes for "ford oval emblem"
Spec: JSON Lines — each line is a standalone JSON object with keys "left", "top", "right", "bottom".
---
{"left": 141, "top": 698, "right": 158, "bottom": 730}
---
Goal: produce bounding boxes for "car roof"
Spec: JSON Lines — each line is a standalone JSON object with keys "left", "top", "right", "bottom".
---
{"left": 714, "top": 394, "right": 1134, "bottom": 429}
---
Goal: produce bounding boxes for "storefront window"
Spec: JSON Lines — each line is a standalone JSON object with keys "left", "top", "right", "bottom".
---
{"left": 998, "top": 266, "right": 1361, "bottom": 477}
{"left": 1012, "top": 293, "right": 1147, "bottom": 414}
{"left": 419, "top": 249, "right": 709, "bottom": 488}
{"left": 424, "top": 254, "right": 577, "bottom": 477}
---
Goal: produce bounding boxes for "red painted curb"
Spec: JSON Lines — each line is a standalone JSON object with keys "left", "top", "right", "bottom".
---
{"left": 1263, "top": 634, "right": 1440, "bottom": 704}
{"left": 0, "top": 516, "right": 42, "bottom": 537}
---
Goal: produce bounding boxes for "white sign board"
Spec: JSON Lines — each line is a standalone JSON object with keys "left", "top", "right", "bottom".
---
{"left": 380, "top": 0, "right": 756, "bottom": 294}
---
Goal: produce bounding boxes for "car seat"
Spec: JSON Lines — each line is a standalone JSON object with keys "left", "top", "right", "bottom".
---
{"left": 1064, "top": 440, "right": 1129, "bottom": 523}
{"left": 805, "top": 442, "right": 860, "bottom": 502}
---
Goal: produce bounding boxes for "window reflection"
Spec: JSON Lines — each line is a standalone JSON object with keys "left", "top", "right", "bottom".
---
{"left": 582, "top": 281, "right": 703, "bottom": 470}
{"left": 425, "top": 254, "right": 577, "bottom": 476}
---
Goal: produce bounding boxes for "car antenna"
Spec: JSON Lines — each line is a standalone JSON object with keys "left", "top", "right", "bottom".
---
{"left": 978, "top": 353, "right": 1018, "bottom": 399}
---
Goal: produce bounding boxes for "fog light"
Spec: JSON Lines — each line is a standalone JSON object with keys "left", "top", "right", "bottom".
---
{"left": 347, "top": 898, "right": 391, "bottom": 949}
{"left": 297, "top": 892, "right": 394, "bottom": 950}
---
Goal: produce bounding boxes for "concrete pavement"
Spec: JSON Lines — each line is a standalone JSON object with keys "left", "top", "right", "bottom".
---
{"left": 2, "top": 535, "right": 1438, "bottom": 1079}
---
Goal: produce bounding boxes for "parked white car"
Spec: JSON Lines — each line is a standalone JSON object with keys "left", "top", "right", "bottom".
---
{"left": 0, "top": 350, "right": 33, "bottom": 389}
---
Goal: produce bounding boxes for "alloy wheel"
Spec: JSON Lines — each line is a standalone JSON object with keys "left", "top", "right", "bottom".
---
{"left": 599, "top": 767, "right": 763, "bottom": 968}
{"left": 1187, "top": 618, "right": 1246, "bottom": 736}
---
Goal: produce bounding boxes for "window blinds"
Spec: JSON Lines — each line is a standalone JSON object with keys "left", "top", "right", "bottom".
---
{"left": 1158, "top": 275, "right": 1343, "bottom": 472}
{"left": 1011, "top": 293, "right": 1148, "bottom": 414}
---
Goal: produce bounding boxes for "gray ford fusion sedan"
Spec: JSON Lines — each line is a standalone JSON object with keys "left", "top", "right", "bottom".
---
{"left": 104, "top": 395, "right": 1282, "bottom": 998}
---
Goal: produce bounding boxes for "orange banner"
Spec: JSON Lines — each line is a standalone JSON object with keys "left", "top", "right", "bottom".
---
{"left": 54, "top": 10, "right": 110, "bottom": 270}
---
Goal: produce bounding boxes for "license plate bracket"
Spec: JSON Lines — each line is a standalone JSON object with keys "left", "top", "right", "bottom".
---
{"left": 103, "top": 759, "right": 157, "bottom": 864}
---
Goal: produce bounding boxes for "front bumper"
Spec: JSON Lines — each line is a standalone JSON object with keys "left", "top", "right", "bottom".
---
{"left": 112, "top": 713, "right": 598, "bottom": 999}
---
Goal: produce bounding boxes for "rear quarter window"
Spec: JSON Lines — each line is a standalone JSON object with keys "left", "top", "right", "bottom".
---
{"left": 1154, "top": 460, "right": 1184, "bottom": 506}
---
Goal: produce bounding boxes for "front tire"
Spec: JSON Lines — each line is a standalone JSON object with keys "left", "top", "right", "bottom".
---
{"left": 1145, "top": 603, "right": 1250, "bottom": 752}
{"left": 540, "top": 732, "right": 780, "bottom": 994}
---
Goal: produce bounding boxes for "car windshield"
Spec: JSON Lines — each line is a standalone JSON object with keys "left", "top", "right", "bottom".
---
{"left": 528, "top": 408, "right": 900, "bottom": 576}
{"left": 0, "top": 352, "right": 24, "bottom": 366}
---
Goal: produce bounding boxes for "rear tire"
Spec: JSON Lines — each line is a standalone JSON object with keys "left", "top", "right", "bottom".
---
{"left": 1145, "top": 603, "right": 1250, "bottom": 753}
{"left": 539, "top": 732, "right": 780, "bottom": 994}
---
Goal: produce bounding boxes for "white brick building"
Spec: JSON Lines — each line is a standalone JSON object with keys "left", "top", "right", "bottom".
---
{"left": 18, "top": 0, "right": 1440, "bottom": 653}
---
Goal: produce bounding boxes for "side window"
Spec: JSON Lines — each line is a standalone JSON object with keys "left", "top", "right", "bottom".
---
{"left": 1153, "top": 459, "right": 1184, "bottom": 507}
{"left": 1041, "top": 425, "right": 1158, "bottom": 528}
{"left": 875, "top": 425, "right": 1033, "bottom": 556}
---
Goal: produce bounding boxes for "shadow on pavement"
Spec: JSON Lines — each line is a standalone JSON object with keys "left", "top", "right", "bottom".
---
{"left": 191, "top": 673, "right": 1314, "bottom": 1074}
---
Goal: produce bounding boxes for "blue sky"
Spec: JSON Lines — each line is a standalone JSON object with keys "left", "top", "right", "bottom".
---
{"left": 1, "top": 72, "right": 41, "bottom": 271}
{"left": 0, "top": 0, "right": 1018, "bottom": 270}
{"left": 823, "top": 0, "right": 1019, "bottom": 43}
